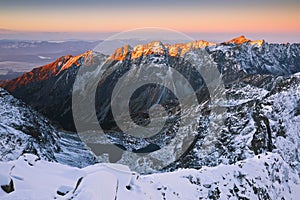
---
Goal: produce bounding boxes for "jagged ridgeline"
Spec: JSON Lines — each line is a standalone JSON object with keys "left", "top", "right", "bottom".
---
{"left": 1, "top": 36, "right": 300, "bottom": 171}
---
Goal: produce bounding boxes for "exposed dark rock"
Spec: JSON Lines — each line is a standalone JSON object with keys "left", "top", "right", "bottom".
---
{"left": 1, "top": 179, "right": 14, "bottom": 194}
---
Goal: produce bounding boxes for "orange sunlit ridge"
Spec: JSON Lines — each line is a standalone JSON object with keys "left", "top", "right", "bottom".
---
{"left": 0, "top": 35, "right": 265, "bottom": 92}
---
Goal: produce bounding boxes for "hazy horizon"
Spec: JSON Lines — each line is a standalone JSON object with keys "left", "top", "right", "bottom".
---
{"left": 0, "top": 29, "right": 299, "bottom": 43}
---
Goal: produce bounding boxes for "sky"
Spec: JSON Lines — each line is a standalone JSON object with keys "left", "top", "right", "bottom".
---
{"left": 0, "top": 0, "right": 299, "bottom": 42}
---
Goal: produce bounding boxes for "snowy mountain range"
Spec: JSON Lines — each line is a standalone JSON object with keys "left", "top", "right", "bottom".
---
{"left": 0, "top": 36, "right": 299, "bottom": 199}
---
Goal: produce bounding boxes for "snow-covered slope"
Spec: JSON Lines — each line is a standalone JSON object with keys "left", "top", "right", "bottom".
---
{"left": 0, "top": 87, "right": 96, "bottom": 168}
{"left": 0, "top": 153, "right": 299, "bottom": 199}
{"left": 169, "top": 73, "right": 300, "bottom": 173}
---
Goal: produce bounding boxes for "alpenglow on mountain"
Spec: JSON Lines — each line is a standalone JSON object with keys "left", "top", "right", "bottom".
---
{"left": 0, "top": 36, "right": 300, "bottom": 199}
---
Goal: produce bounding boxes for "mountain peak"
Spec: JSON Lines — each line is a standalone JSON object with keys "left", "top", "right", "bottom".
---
{"left": 226, "top": 35, "right": 250, "bottom": 44}
{"left": 167, "top": 40, "right": 216, "bottom": 56}
{"left": 56, "top": 50, "right": 94, "bottom": 74}
{"left": 249, "top": 39, "right": 265, "bottom": 46}
{"left": 131, "top": 41, "right": 166, "bottom": 60}
{"left": 109, "top": 44, "right": 132, "bottom": 60}
{"left": 224, "top": 35, "right": 264, "bottom": 46}
{"left": 0, "top": 51, "right": 94, "bottom": 92}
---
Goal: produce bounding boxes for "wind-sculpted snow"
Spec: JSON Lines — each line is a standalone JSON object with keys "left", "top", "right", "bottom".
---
{"left": 0, "top": 153, "right": 299, "bottom": 199}
{"left": 0, "top": 88, "right": 96, "bottom": 168}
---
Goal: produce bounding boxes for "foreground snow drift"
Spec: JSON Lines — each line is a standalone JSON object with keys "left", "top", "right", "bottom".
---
{"left": 0, "top": 153, "right": 299, "bottom": 200}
